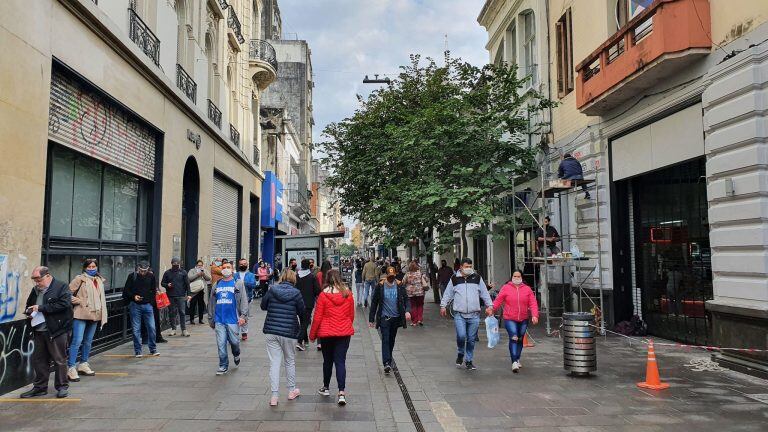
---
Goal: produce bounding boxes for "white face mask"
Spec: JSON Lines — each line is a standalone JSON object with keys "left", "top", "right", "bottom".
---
{"left": 512, "top": 277, "right": 523, "bottom": 285}
{"left": 221, "top": 268, "right": 233, "bottom": 278}
{"left": 461, "top": 267, "right": 474, "bottom": 276}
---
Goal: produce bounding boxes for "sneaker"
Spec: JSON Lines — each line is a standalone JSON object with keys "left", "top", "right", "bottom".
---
{"left": 169, "top": 330, "right": 177, "bottom": 336}
{"left": 77, "top": 362, "right": 95, "bottom": 376}
{"left": 67, "top": 367, "right": 80, "bottom": 382}
{"left": 56, "top": 388, "right": 69, "bottom": 399}
{"left": 156, "top": 338, "right": 168, "bottom": 343}
{"left": 317, "top": 387, "right": 330, "bottom": 396}
{"left": 418, "top": 322, "right": 424, "bottom": 327}
{"left": 517, "top": 361, "right": 522, "bottom": 369}
{"left": 189, "top": 321, "right": 196, "bottom": 326}
{"left": 150, "top": 351, "right": 160, "bottom": 357}
{"left": 135, "top": 354, "right": 143, "bottom": 358}
{"left": 383, "top": 364, "right": 392, "bottom": 374}
{"left": 216, "top": 367, "right": 228, "bottom": 375}
{"left": 316, "top": 344, "right": 322, "bottom": 351}
{"left": 269, "top": 396, "right": 279, "bottom": 406}
{"left": 337, "top": 393, "right": 347, "bottom": 406}
{"left": 455, "top": 354, "right": 464, "bottom": 368}
{"left": 241, "top": 333, "right": 248, "bottom": 341}
{"left": 296, "top": 343, "right": 306, "bottom": 351}
{"left": 585, "top": 192, "right": 592, "bottom": 200}
{"left": 512, "top": 361, "right": 520, "bottom": 373}
{"left": 465, "top": 361, "right": 477, "bottom": 370}
{"left": 182, "top": 330, "right": 191, "bottom": 337}
{"left": 234, "top": 356, "right": 241, "bottom": 366}
{"left": 288, "top": 389, "right": 301, "bottom": 400}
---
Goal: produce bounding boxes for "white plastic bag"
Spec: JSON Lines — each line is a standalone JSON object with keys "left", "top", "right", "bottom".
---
{"left": 485, "top": 316, "right": 500, "bottom": 349}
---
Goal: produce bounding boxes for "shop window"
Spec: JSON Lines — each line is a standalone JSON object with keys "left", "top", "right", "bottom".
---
{"left": 556, "top": 9, "right": 574, "bottom": 97}
{"left": 102, "top": 168, "right": 139, "bottom": 241}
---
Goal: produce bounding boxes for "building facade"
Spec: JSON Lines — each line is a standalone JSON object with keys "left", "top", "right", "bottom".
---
{"left": 0, "top": 0, "right": 276, "bottom": 393}
{"left": 478, "top": 0, "right": 768, "bottom": 374}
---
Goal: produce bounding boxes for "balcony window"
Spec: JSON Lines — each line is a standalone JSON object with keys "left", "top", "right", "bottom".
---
{"left": 522, "top": 11, "right": 537, "bottom": 87}
{"left": 556, "top": 9, "right": 574, "bottom": 97}
{"left": 208, "top": 99, "right": 222, "bottom": 128}
{"left": 230, "top": 123, "right": 240, "bottom": 147}
{"left": 128, "top": 7, "right": 160, "bottom": 66}
{"left": 176, "top": 64, "right": 197, "bottom": 103}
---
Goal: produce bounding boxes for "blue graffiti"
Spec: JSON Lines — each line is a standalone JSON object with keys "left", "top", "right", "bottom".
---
{"left": 0, "top": 270, "right": 20, "bottom": 324}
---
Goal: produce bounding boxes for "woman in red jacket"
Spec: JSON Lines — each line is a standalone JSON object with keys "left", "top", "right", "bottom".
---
{"left": 309, "top": 269, "right": 354, "bottom": 405}
{"left": 491, "top": 271, "right": 539, "bottom": 373}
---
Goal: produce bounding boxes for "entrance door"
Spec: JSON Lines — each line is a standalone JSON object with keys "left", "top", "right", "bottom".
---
{"left": 182, "top": 158, "right": 200, "bottom": 269}
{"left": 249, "top": 194, "right": 260, "bottom": 266}
{"left": 632, "top": 158, "right": 712, "bottom": 345}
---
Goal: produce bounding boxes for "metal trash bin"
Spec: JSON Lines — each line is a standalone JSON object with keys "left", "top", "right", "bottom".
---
{"left": 562, "top": 312, "right": 596, "bottom": 376}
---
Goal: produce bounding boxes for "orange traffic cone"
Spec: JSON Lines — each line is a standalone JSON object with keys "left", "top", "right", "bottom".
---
{"left": 523, "top": 331, "right": 535, "bottom": 348}
{"left": 637, "top": 339, "right": 670, "bottom": 390}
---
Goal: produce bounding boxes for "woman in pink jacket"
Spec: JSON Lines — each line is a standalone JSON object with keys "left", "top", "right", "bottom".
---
{"left": 492, "top": 271, "right": 539, "bottom": 373}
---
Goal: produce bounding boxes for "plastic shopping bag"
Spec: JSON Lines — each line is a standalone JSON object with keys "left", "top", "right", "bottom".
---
{"left": 156, "top": 292, "right": 171, "bottom": 309}
{"left": 485, "top": 316, "right": 500, "bottom": 349}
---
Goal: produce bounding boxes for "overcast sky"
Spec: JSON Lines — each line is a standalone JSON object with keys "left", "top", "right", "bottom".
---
{"left": 278, "top": 0, "right": 489, "bottom": 143}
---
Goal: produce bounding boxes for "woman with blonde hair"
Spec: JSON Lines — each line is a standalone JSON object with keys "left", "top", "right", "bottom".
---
{"left": 309, "top": 269, "right": 355, "bottom": 405}
{"left": 261, "top": 268, "right": 305, "bottom": 406}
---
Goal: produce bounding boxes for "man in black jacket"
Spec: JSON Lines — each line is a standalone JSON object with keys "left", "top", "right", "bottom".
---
{"left": 124, "top": 261, "right": 161, "bottom": 357}
{"left": 295, "top": 259, "right": 320, "bottom": 351}
{"left": 368, "top": 266, "right": 411, "bottom": 374}
{"left": 21, "top": 266, "right": 73, "bottom": 398}
{"left": 161, "top": 257, "right": 192, "bottom": 337}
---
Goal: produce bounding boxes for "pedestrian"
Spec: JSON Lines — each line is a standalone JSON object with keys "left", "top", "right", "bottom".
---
{"left": 235, "top": 258, "right": 257, "bottom": 341}
{"left": 404, "top": 261, "right": 429, "bottom": 327}
{"left": 66, "top": 258, "right": 108, "bottom": 382}
{"left": 491, "top": 270, "right": 539, "bottom": 373}
{"left": 440, "top": 258, "right": 494, "bottom": 370}
{"left": 310, "top": 270, "right": 355, "bottom": 406}
{"left": 362, "top": 256, "right": 377, "bottom": 308}
{"left": 288, "top": 258, "right": 297, "bottom": 272}
{"left": 453, "top": 258, "right": 461, "bottom": 272}
{"left": 558, "top": 153, "right": 590, "bottom": 199}
{"left": 161, "top": 257, "right": 192, "bottom": 337}
{"left": 354, "top": 259, "right": 364, "bottom": 307}
{"left": 261, "top": 269, "right": 305, "bottom": 406}
{"left": 295, "top": 259, "right": 321, "bottom": 351}
{"left": 437, "top": 260, "right": 453, "bottom": 297}
{"left": 20, "top": 266, "right": 72, "bottom": 399}
{"left": 256, "top": 260, "right": 270, "bottom": 298}
{"left": 317, "top": 260, "right": 332, "bottom": 287}
{"left": 309, "top": 258, "right": 317, "bottom": 275}
{"left": 368, "top": 266, "right": 411, "bottom": 374}
{"left": 123, "top": 261, "right": 160, "bottom": 358}
{"left": 210, "top": 258, "right": 224, "bottom": 286}
{"left": 208, "top": 261, "right": 248, "bottom": 375}
{"left": 188, "top": 259, "right": 210, "bottom": 326}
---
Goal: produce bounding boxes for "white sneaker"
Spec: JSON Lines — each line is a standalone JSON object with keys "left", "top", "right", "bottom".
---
{"left": 517, "top": 361, "right": 522, "bottom": 368}
{"left": 169, "top": 330, "right": 177, "bottom": 336}
{"left": 182, "top": 330, "right": 191, "bottom": 337}
{"left": 77, "top": 362, "right": 95, "bottom": 376}
{"left": 67, "top": 367, "right": 80, "bottom": 382}
{"left": 512, "top": 361, "right": 520, "bottom": 373}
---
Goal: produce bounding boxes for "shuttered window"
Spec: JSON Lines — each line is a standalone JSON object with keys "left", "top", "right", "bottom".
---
{"left": 211, "top": 175, "right": 240, "bottom": 262}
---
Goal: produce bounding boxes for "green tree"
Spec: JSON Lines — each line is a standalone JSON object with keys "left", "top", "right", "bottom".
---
{"left": 321, "top": 53, "right": 551, "bottom": 257}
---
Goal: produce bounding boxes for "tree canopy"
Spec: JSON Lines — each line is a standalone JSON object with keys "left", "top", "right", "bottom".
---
{"left": 320, "top": 53, "right": 552, "bottom": 255}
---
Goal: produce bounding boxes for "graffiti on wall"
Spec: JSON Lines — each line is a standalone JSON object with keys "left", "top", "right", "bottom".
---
{"left": 0, "top": 321, "right": 35, "bottom": 394}
{"left": 48, "top": 69, "right": 157, "bottom": 180}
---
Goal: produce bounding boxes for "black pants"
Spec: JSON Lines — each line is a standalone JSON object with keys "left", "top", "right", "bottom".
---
{"left": 298, "top": 308, "right": 312, "bottom": 344}
{"left": 32, "top": 332, "right": 68, "bottom": 391}
{"left": 320, "top": 336, "right": 351, "bottom": 391}
{"left": 153, "top": 302, "right": 164, "bottom": 341}
{"left": 379, "top": 316, "right": 400, "bottom": 366}
{"left": 188, "top": 291, "right": 205, "bottom": 323}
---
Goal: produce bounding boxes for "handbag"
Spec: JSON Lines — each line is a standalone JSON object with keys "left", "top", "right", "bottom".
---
{"left": 155, "top": 291, "right": 171, "bottom": 309}
{"left": 421, "top": 274, "right": 430, "bottom": 291}
{"left": 189, "top": 278, "right": 205, "bottom": 294}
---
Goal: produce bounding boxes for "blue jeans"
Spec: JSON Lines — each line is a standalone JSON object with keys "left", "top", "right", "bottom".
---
{"left": 68, "top": 319, "right": 98, "bottom": 367}
{"left": 379, "top": 316, "right": 400, "bottom": 366}
{"left": 364, "top": 280, "right": 376, "bottom": 304}
{"left": 215, "top": 322, "right": 241, "bottom": 369}
{"left": 454, "top": 314, "right": 480, "bottom": 361}
{"left": 504, "top": 319, "right": 529, "bottom": 362}
{"left": 130, "top": 302, "right": 156, "bottom": 355}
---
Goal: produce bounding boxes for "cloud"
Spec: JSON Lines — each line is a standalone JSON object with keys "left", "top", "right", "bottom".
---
{"left": 277, "top": 0, "right": 488, "bottom": 144}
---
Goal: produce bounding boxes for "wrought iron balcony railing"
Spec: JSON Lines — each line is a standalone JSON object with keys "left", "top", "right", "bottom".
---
{"left": 249, "top": 39, "right": 279, "bottom": 73}
{"left": 128, "top": 7, "right": 160, "bottom": 66}
{"left": 227, "top": 6, "right": 245, "bottom": 44}
{"left": 218, "top": 0, "right": 228, "bottom": 9}
{"left": 230, "top": 124, "right": 240, "bottom": 147}
{"left": 176, "top": 64, "right": 197, "bottom": 103}
{"left": 207, "top": 99, "right": 222, "bottom": 129}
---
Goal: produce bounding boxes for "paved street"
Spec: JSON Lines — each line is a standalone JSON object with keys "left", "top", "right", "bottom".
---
{"left": 2, "top": 300, "right": 768, "bottom": 432}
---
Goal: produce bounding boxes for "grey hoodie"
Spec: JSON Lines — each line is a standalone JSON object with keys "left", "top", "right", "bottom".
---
{"left": 440, "top": 271, "right": 492, "bottom": 317}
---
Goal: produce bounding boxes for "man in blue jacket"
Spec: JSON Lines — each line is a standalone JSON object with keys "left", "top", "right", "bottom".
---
{"left": 440, "top": 258, "right": 493, "bottom": 371}
{"left": 235, "top": 258, "right": 257, "bottom": 341}
{"left": 557, "top": 153, "right": 590, "bottom": 199}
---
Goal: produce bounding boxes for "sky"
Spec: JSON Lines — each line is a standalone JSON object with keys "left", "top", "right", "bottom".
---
{"left": 278, "top": 0, "right": 489, "bottom": 144}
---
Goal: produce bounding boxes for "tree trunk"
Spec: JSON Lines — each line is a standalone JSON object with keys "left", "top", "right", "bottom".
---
{"left": 460, "top": 222, "right": 468, "bottom": 259}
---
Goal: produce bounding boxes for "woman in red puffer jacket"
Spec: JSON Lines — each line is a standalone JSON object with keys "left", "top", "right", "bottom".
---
{"left": 491, "top": 271, "right": 539, "bottom": 373}
{"left": 309, "top": 269, "right": 354, "bottom": 405}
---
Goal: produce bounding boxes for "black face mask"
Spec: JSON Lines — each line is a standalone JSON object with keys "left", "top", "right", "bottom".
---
{"left": 172, "top": 264, "right": 180, "bottom": 270}
{"left": 238, "top": 265, "right": 248, "bottom": 271}
{"left": 290, "top": 264, "right": 297, "bottom": 270}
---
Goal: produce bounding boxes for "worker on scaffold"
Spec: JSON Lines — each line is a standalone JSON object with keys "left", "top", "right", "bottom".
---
{"left": 558, "top": 153, "right": 590, "bottom": 199}
{"left": 535, "top": 216, "right": 561, "bottom": 257}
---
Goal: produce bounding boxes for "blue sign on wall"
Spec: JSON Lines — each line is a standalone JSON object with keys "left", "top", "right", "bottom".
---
{"left": 261, "top": 171, "right": 283, "bottom": 228}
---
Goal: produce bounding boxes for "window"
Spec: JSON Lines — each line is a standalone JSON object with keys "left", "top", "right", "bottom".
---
{"left": 521, "top": 11, "right": 537, "bottom": 87}
{"left": 505, "top": 22, "right": 517, "bottom": 66}
{"left": 556, "top": 9, "right": 574, "bottom": 97}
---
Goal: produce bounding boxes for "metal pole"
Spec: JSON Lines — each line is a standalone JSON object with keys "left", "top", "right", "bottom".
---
{"left": 540, "top": 160, "right": 551, "bottom": 336}
{"left": 594, "top": 163, "right": 606, "bottom": 335}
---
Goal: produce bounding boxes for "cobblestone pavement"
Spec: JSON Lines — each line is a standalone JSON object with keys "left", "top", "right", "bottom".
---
{"left": 2, "top": 299, "right": 767, "bottom": 432}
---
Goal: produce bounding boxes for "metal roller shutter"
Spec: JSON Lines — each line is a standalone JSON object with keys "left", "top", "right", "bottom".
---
{"left": 211, "top": 175, "right": 239, "bottom": 263}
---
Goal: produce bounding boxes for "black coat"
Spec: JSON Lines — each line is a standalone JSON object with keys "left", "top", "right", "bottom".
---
{"left": 557, "top": 156, "right": 584, "bottom": 180}
{"left": 261, "top": 282, "right": 305, "bottom": 339}
{"left": 123, "top": 271, "right": 157, "bottom": 305}
{"left": 25, "top": 278, "right": 73, "bottom": 339}
{"left": 161, "top": 268, "right": 191, "bottom": 297}
{"left": 368, "top": 282, "right": 410, "bottom": 329}
{"left": 295, "top": 271, "right": 321, "bottom": 310}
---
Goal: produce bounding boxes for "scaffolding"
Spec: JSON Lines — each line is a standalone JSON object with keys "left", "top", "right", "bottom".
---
{"left": 511, "top": 164, "right": 607, "bottom": 337}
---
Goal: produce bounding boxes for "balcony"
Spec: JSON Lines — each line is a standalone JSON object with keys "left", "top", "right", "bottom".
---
{"left": 226, "top": 5, "right": 245, "bottom": 48}
{"left": 176, "top": 64, "right": 197, "bottom": 103}
{"left": 128, "top": 7, "right": 160, "bottom": 66}
{"left": 575, "top": 0, "right": 711, "bottom": 116}
{"left": 249, "top": 39, "right": 279, "bottom": 90}
{"left": 230, "top": 123, "right": 240, "bottom": 147}
{"left": 207, "top": 99, "right": 222, "bottom": 129}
